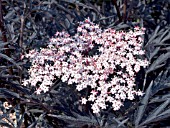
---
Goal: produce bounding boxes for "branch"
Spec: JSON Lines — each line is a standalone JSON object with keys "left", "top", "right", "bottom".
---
{"left": 112, "top": 0, "right": 122, "bottom": 22}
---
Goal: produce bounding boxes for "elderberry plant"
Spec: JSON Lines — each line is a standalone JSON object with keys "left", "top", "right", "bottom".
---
{"left": 22, "top": 18, "right": 149, "bottom": 113}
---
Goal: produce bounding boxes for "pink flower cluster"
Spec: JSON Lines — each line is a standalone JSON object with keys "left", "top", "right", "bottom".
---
{"left": 22, "top": 18, "right": 149, "bottom": 113}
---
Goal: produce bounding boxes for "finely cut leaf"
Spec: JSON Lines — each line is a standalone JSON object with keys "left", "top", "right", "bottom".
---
{"left": 139, "top": 99, "right": 170, "bottom": 126}
{"left": 157, "top": 28, "right": 170, "bottom": 44}
{"left": 150, "top": 94, "right": 170, "bottom": 103}
{"left": 148, "top": 47, "right": 160, "bottom": 61}
{"left": 0, "top": 88, "right": 20, "bottom": 98}
{"left": 146, "top": 52, "right": 170, "bottom": 73}
{"left": 145, "top": 25, "right": 160, "bottom": 48}
{"left": 157, "top": 109, "right": 170, "bottom": 118}
{"left": 144, "top": 109, "right": 170, "bottom": 124}
{"left": 151, "top": 70, "right": 170, "bottom": 96}
{"left": 0, "top": 53, "right": 22, "bottom": 70}
{"left": 159, "top": 32, "right": 170, "bottom": 44}
{"left": 0, "top": 42, "right": 9, "bottom": 47}
{"left": 117, "top": 118, "right": 129, "bottom": 128}
{"left": 135, "top": 81, "right": 153, "bottom": 127}
{"left": 47, "top": 114, "right": 98, "bottom": 126}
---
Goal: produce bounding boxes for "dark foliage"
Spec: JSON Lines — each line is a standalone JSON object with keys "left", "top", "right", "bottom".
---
{"left": 0, "top": 0, "right": 170, "bottom": 127}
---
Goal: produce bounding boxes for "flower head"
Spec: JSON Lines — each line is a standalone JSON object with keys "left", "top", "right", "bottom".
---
{"left": 23, "top": 18, "right": 149, "bottom": 113}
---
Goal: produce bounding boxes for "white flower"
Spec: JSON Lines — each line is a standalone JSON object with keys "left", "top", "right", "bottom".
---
{"left": 120, "top": 92, "right": 126, "bottom": 100}
{"left": 61, "top": 75, "right": 69, "bottom": 82}
{"left": 88, "top": 95, "right": 96, "bottom": 102}
{"left": 134, "top": 64, "right": 141, "bottom": 72}
{"left": 77, "top": 27, "right": 82, "bottom": 32}
{"left": 74, "top": 73, "right": 81, "bottom": 79}
{"left": 127, "top": 92, "right": 135, "bottom": 100}
{"left": 22, "top": 79, "right": 29, "bottom": 86}
{"left": 76, "top": 84, "right": 83, "bottom": 91}
{"left": 91, "top": 103, "right": 100, "bottom": 113}
{"left": 84, "top": 23, "right": 90, "bottom": 28}
{"left": 136, "top": 90, "right": 144, "bottom": 96}
{"left": 81, "top": 98, "right": 87, "bottom": 104}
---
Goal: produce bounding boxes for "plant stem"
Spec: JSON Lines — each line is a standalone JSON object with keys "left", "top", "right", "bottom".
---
{"left": 123, "top": 0, "right": 127, "bottom": 23}
{"left": 19, "top": 15, "right": 25, "bottom": 83}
